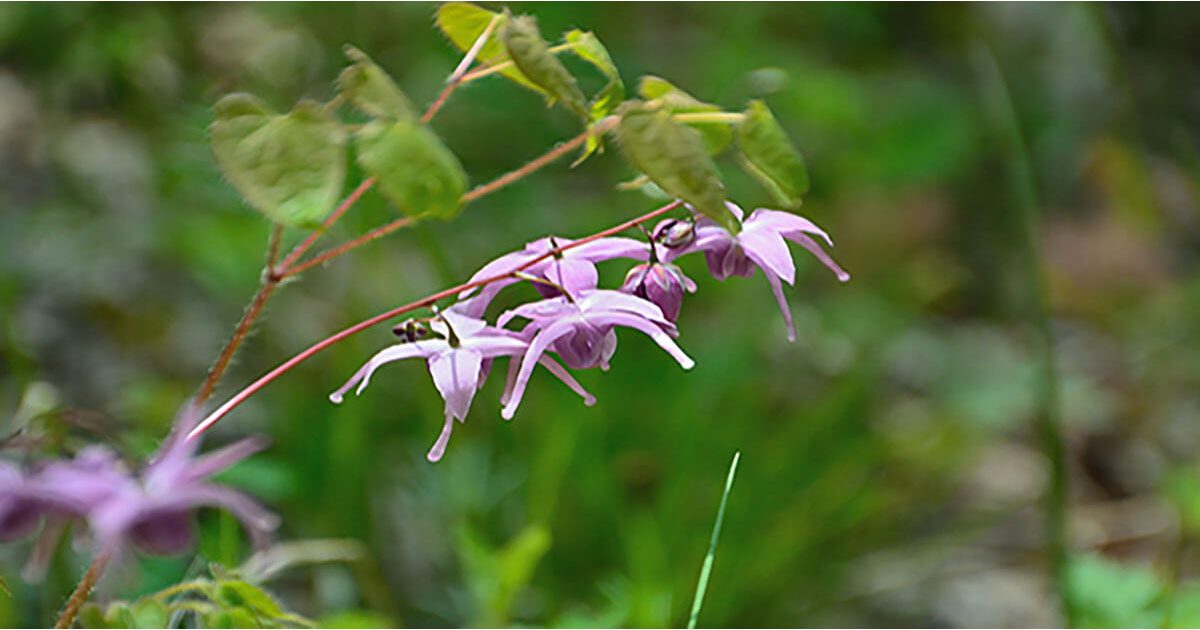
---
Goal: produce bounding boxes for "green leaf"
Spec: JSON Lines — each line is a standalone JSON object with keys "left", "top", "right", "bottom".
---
{"left": 500, "top": 14, "right": 588, "bottom": 118}
{"left": 130, "top": 600, "right": 169, "bottom": 629}
{"left": 102, "top": 603, "right": 137, "bottom": 629}
{"left": 435, "top": 3, "right": 543, "bottom": 95}
{"left": 564, "top": 29, "right": 625, "bottom": 165}
{"left": 1067, "top": 554, "right": 1164, "bottom": 628}
{"left": 337, "top": 46, "right": 415, "bottom": 121}
{"left": 564, "top": 29, "right": 625, "bottom": 120}
{"left": 216, "top": 580, "right": 286, "bottom": 620}
{"left": 737, "top": 99, "right": 810, "bottom": 208}
{"left": 615, "top": 101, "right": 733, "bottom": 232}
{"left": 637, "top": 76, "right": 732, "bottom": 154}
{"left": 354, "top": 120, "right": 467, "bottom": 220}
{"left": 79, "top": 603, "right": 110, "bottom": 629}
{"left": 210, "top": 94, "right": 346, "bottom": 229}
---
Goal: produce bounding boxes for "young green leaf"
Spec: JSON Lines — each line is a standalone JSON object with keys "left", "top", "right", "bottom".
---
{"left": 637, "top": 75, "right": 733, "bottom": 154}
{"left": 215, "top": 580, "right": 286, "bottom": 620}
{"left": 435, "top": 3, "right": 544, "bottom": 95}
{"left": 210, "top": 94, "right": 346, "bottom": 229}
{"left": 337, "top": 46, "right": 415, "bottom": 121}
{"left": 564, "top": 29, "right": 626, "bottom": 165}
{"left": 354, "top": 120, "right": 467, "bottom": 220}
{"left": 500, "top": 14, "right": 588, "bottom": 118}
{"left": 564, "top": 29, "right": 625, "bottom": 120}
{"left": 616, "top": 101, "right": 734, "bottom": 232}
{"left": 737, "top": 99, "right": 810, "bottom": 208}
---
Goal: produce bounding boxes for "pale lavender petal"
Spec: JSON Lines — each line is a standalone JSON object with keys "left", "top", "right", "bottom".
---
{"left": 790, "top": 232, "right": 851, "bottom": 282}
{"left": 461, "top": 333, "right": 529, "bottom": 358}
{"left": 599, "top": 329, "right": 618, "bottom": 371}
{"left": 764, "top": 271, "right": 797, "bottom": 342}
{"left": 542, "top": 257, "right": 598, "bottom": 295}
{"left": 427, "top": 413, "right": 455, "bottom": 463}
{"left": 588, "top": 312, "right": 695, "bottom": 370}
{"left": 581, "top": 290, "right": 670, "bottom": 323}
{"left": 740, "top": 227, "right": 796, "bottom": 285}
{"left": 329, "top": 342, "right": 438, "bottom": 404}
{"left": 748, "top": 208, "right": 835, "bottom": 247}
{"left": 499, "top": 354, "right": 522, "bottom": 407}
{"left": 498, "top": 297, "right": 574, "bottom": 328}
{"left": 172, "top": 485, "right": 279, "bottom": 548}
{"left": 569, "top": 236, "right": 651, "bottom": 263}
{"left": 536, "top": 355, "right": 597, "bottom": 406}
{"left": 502, "top": 319, "right": 577, "bottom": 420}
{"left": 428, "top": 349, "right": 483, "bottom": 421}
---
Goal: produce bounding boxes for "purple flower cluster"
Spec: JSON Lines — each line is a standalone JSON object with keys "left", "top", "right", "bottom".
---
{"left": 332, "top": 201, "right": 848, "bottom": 463}
{"left": 0, "top": 415, "right": 276, "bottom": 573}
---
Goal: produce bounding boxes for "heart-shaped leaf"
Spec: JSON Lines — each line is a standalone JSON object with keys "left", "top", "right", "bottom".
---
{"left": 500, "top": 14, "right": 588, "bottom": 118}
{"left": 616, "top": 101, "right": 733, "bottom": 232}
{"left": 737, "top": 99, "right": 810, "bottom": 207}
{"left": 337, "top": 46, "right": 415, "bottom": 121}
{"left": 210, "top": 94, "right": 346, "bottom": 228}
{"left": 354, "top": 120, "right": 467, "bottom": 220}
{"left": 638, "top": 75, "right": 732, "bottom": 154}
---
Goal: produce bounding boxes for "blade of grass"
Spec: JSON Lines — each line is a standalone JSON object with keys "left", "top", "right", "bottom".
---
{"left": 687, "top": 451, "right": 741, "bottom": 629}
{"left": 972, "top": 43, "right": 1076, "bottom": 626}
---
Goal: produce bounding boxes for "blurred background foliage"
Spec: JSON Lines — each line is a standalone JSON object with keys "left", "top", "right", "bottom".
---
{"left": 1, "top": 2, "right": 1200, "bottom": 627}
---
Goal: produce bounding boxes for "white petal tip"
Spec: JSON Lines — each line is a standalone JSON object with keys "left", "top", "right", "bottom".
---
{"left": 501, "top": 407, "right": 516, "bottom": 421}
{"left": 584, "top": 396, "right": 597, "bottom": 407}
{"left": 836, "top": 271, "right": 851, "bottom": 283}
{"left": 680, "top": 358, "right": 696, "bottom": 370}
{"left": 329, "top": 393, "right": 344, "bottom": 404}
{"left": 426, "top": 451, "right": 443, "bottom": 463}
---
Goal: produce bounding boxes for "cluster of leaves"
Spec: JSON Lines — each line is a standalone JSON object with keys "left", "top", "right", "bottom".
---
{"left": 80, "top": 573, "right": 306, "bottom": 629}
{"left": 210, "top": 1, "right": 813, "bottom": 236}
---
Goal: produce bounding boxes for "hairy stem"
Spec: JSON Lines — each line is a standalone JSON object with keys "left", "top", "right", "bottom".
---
{"left": 423, "top": 12, "right": 502, "bottom": 124}
{"left": 462, "top": 119, "right": 613, "bottom": 204}
{"left": 53, "top": 551, "right": 111, "bottom": 629}
{"left": 186, "top": 200, "right": 683, "bottom": 441}
{"left": 282, "top": 216, "right": 418, "bottom": 279}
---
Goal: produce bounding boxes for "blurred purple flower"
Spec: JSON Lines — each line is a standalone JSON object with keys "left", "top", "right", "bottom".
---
{"left": 685, "top": 202, "right": 850, "bottom": 341}
{"left": 456, "top": 236, "right": 649, "bottom": 317}
{"left": 497, "top": 289, "right": 694, "bottom": 419}
{"left": 330, "top": 308, "right": 594, "bottom": 462}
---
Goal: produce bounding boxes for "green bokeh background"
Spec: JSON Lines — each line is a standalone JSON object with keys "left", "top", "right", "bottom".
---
{"left": 2, "top": 3, "right": 1200, "bottom": 627}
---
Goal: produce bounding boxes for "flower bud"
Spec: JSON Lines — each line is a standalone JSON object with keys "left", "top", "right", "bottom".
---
{"left": 621, "top": 262, "right": 696, "bottom": 322}
{"left": 654, "top": 218, "right": 695, "bottom": 250}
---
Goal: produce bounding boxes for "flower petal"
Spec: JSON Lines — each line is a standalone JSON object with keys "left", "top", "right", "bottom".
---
{"left": 748, "top": 208, "right": 835, "bottom": 247}
{"left": 502, "top": 318, "right": 577, "bottom": 420}
{"left": 428, "top": 349, "right": 484, "bottom": 422}
{"left": 740, "top": 226, "right": 796, "bottom": 285}
{"left": 764, "top": 271, "right": 797, "bottom": 342}
{"left": 789, "top": 232, "right": 851, "bottom": 283}
{"left": 588, "top": 312, "right": 695, "bottom": 370}
{"left": 427, "top": 413, "right": 455, "bottom": 463}
{"left": 329, "top": 342, "right": 439, "bottom": 404}
{"left": 536, "top": 355, "right": 597, "bottom": 406}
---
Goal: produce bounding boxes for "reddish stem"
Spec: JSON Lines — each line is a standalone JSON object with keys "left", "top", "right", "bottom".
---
{"left": 186, "top": 200, "right": 683, "bottom": 441}
{"left": 276, "top": 177, "right": 377, "bottom": 274}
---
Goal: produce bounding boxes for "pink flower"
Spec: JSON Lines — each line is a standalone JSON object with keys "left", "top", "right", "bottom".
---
{"left": 496, "top": 290, "right": 694, "bottom": 419}
{"left": 456, "top": 236, "right": 649, "bottom": 317}
{"left": 329, "top": 308, "right": 594, "bottom": 462}
{"left": 685, "top": 202, "right": 849, "bottom": 341}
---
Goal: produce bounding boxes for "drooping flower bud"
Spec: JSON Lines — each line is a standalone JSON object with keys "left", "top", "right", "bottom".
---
{"left": 654, "top": 218, "right": 696, "bottom": 250}
{"left": 621, "top": 262, "right": 697, "bottom": 322}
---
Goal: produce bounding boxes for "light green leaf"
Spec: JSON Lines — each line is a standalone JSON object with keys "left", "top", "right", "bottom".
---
{"left": 737, "top": 99, "right": 810, "bottom": 208}
{"left": 616, "top": 101, "right": 733, "bottom": 232}
{"left": 637, "top": 75, "right": 732, "bottom": 154}
{"left": 1067, "top": 554, "right": 1164, "bottom": 628}
{"left": 216, "top": 580, "right": 286, "bottom": 620}
{"left": 500, "top": 14, "right": 588, "bottom": 118}
{"left": 210, "top": 94, "right": 346, "bottom": 229}
{"left": 337, "top": 46, "right": 415, "bottom": 121}
{"left": 564, "top": 29, "right": 625, "bottom": 165}
{"left": 354, "top": 120, "right": 467, "bottom": 219}
{"left": 435, "top": 3, "right": 543, "bottom": 95}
